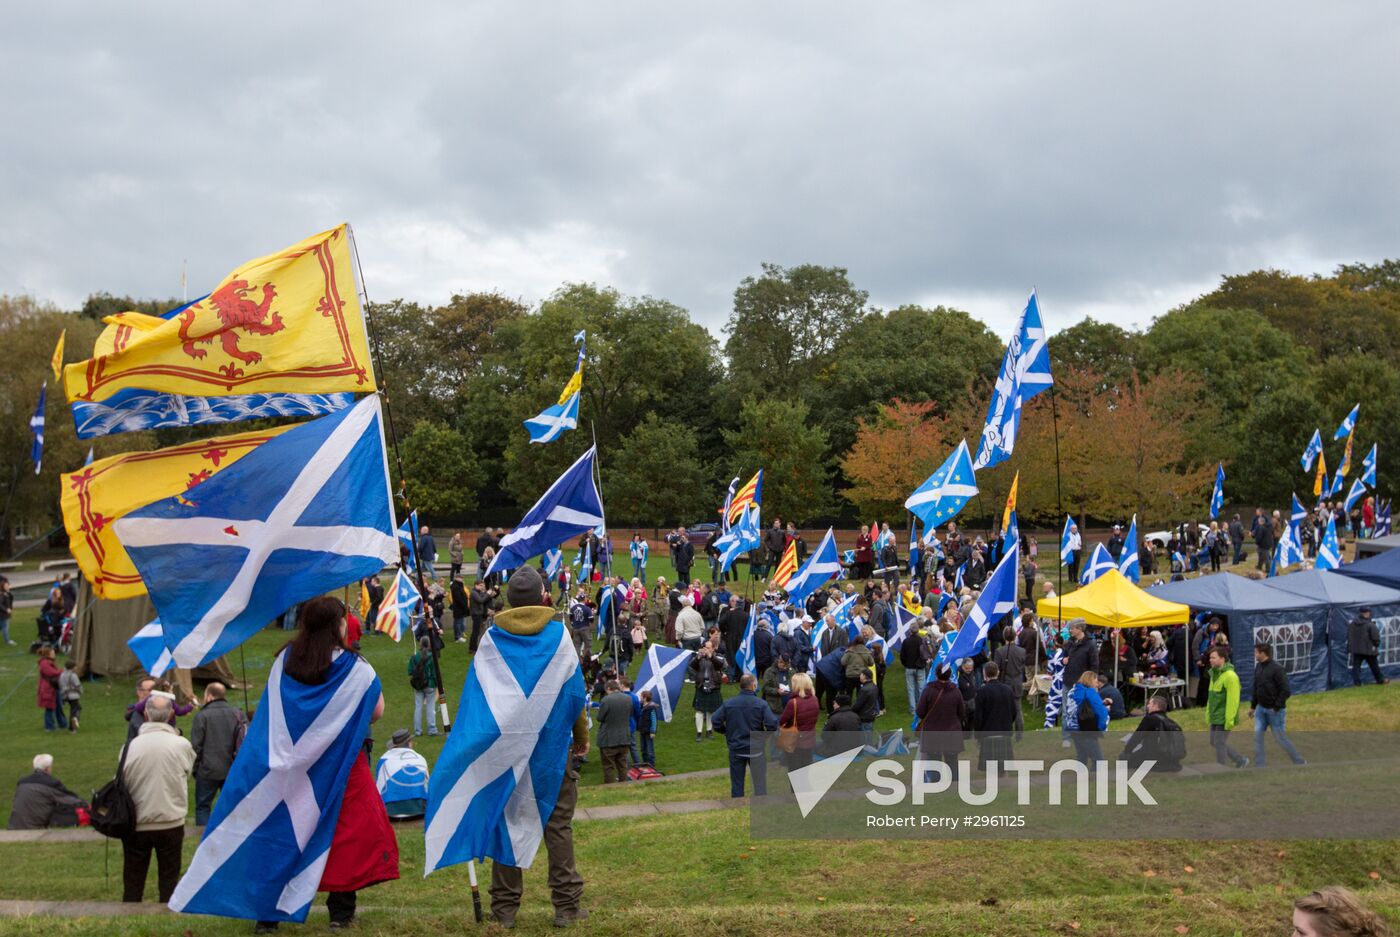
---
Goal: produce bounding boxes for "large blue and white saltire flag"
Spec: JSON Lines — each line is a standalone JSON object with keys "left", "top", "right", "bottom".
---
{"left": 487, "top": 447, "right": 604, "bottom": 577}
{"left": 1301, "top": 429, "right": 1324, "bottom": 472}
{"left": 1060, "top": 516, "right": 1077, "bottom": 566}
{"left": 973, "top": 291, "right": 1052, "bottom": 470}
{"left": 115, "top": 395, "right": 399, "bottom": 669}
{"left": 884, "top": 603, "right": 919, "bottom": 665}
{"left": 1079, "top": 543, "right": 1118, "bottom": 585}
{"left": 943, "top": 539, "right": 1019, "bottom": 665}
{"left": 28, "top": 383, "right": 45, "bottom": 475}
{"left": 1345, "top": 477, "right": 1369, "bottom": 513}
{"left": 713, "top": 504, "right": 762, "bottom": 573}
{"left": 1334, "top": 403, "right": 1359, "bottom": 440}
{"left": 523, "top": 391, "right": 580, "bottom": 445}
{"left": 1316, "top": 516, "right": 1342, "bottom": 571}
{"left": 127, "top": 620, "right": 174, "bottom": 679}
{"left": 425, "top": 618, "right": 586, "bottom": 874}
{"left": 905, "top": 440, "right": 978, "bottom": 529}
{"left": 1362, "top": 444, "right": 1378, "bottom": 487}
{"left": 1210, "top": 463, "right": 1225, "bottom": 519}
{"left": 634, "top": 643, "right": 694, "bottom": 723}
{"left": 168, "top": 649, "right": 381, "bottom": 922}
{"left": 1118, "top": 515, "right": 1141, "bottom": 583}
{"left": 734, "top": 604, "right": 758, "bottom": 677}
{"left": 397, "top": 510, "right": 420, "bottom": 574}
{"left": 783, "top": 528, "right": 840, "bottom": 605}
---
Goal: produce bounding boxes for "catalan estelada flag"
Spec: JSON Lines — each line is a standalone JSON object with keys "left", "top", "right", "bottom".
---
{"left": 60, "top": 425, "right": 291, "bottom": 598}
{"left": 726, "top": 469, "right": 762, "bottom": 526}
{"left": 64, "top": 225, "right": 376, "bottom": 406}
{"left": 772, "top": 539, "right": 798, "bottom": 587}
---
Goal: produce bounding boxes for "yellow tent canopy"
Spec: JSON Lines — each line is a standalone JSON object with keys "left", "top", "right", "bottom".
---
{"left": 1036, "top": 568, "right": 1191, "bottom": 629}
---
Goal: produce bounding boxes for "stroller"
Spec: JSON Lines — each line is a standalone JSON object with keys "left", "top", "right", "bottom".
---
{"left": 31, "top": 609, "right": 71, "bottom": 655}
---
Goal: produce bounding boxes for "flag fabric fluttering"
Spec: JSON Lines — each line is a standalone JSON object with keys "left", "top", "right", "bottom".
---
{"left": 719, "top": 476, "right": 740, "bottom": 532}
{"left": 782, "top": 528, "right": 840, "bottom": 605}
{"left": 1316, "top": 517, "right": 1342, "bottom": 570}
{"left": 114, "top": 395, "right": 399, "bottom": 669}
{"left": 523, "top": 392, "right": 579, "bottom": 445}
{"left": 772, "top": 539, "right": 799, "bottom": 587}
{"left": 423, "top": 619, "right": 586, "bottom": 874}
{"left": 726, "top": 470, "right": 762, "bottom": 526}
{"left": 943, "top": 540, "right": 1019, "bottom": 665}
{"left": 734, "top": 604, "right": 758, "bottom": 677}
{"left": 1338, "top": 433, "right": 1355, "bottom": 477}
{"left": 634, "top": 643, "right": 695, "bottom": 723}
{"left": 905, "top": 440, "right": 978, "bottom": 530}
{"left": 168, "top": 649, "right": 382, "bottom": 922}
{"left": 486, "top": 447, "right": 604, "bottom": 577}
{"left": 1334, "top": 403, "right": 1359, "bottom": 440}
{"left": 1079, "top": 543, "right": 1118, "bottom": 585}
{"left": 1328, "top": 471, "right": 1346, "bottom": 498}
{"left": 543, "top": 547, "right": 563, "bottom": 581}
{"left": 973, "top": 291, "right": 1052, "bottom": 470}
{"left": 396, "top": 511, "right": 420, "bottom": 574}
{"left": 1345, "top": 477, "right": 1368, "bottom": 513}
{"left": 29, "top": 384, "right": 45, "bottom": 475}
{"left": 64, "top": 226, "right": 376, "bottom": 437}
{"left": 883, "top": 604, "right": 919, "bottom": 665}
{"left": 1274, "top": 495, "right": 1308, "bottom": 572}
{"left": 1060, "top": 516, "right": 1077, "bottom": 566}
{"left": 1119, "top": 515, "right": 1141, "bottom": 583}
{"left": 1362, "top": 444, "right": 1378, "bottom": 487}
{"left": 1376, "top": 500, "right": 1392, "bottom": 538}
{"left": 375, "top": 569, "right": 420, "bottom": 642}
{"left": 1210, "top": 463, "right": 1225, "bottom": 519}
{"left": 1301, "top": 429, "right": 1324, "bottom": 472}
{"left": 1002, "top": 471, "right": 1019, "bottom": 532}
{"left": 1314, "top": 451, "right": 1328, "bottom": 499}
{"left": 713, "top": 504, "right": 763, "bottom": 573}
{"left": 50, "top": 330, "right": 65, "bottom": 382}
{"left": 126, "top": 621, "right": 174, "bottom": 679}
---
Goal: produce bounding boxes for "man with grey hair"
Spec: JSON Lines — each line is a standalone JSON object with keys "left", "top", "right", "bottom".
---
{"left": 7, "top": 754, "right": 85, "bottom": 830}
{"left": 121, "top": 694, "right": 194, "bottom": 903}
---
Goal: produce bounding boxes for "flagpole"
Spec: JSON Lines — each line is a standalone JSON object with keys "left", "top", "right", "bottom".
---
{"left": 1049, "top": 381, "right": 1064, "bottom": 625}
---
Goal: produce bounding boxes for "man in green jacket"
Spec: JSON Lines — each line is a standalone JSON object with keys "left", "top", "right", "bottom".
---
{"left": 1206, "top": 647, "right": 1247, "bottom": 768}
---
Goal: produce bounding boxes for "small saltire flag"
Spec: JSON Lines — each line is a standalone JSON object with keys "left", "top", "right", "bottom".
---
{"left": 634, "top": 643, "right": 694, "bottom": 723}
{"left": 375, "top": 568, "right": 419, "bottom": 642}
{"left": 830, "top": 593, "right": 860, "bottom": 643}
{"left": 1275, "top": 522, "right": 1305, "bottom": 571}
{"left": 595, "top": 582, "right": 628, "bottom": 638}
{"left": 1301, "top": 429, "right": 1323, "bottom": 472}
{"left": 1334, "top": 403, "right": 1359, "bottom": 440}
{"left": 523, "top": 391, "right": 580, "bottom": 445}
{"left": 783, "top": 528, "right": 840, "bottom": 605}
{"left": 943, "top": 537, "right": 1019, "bottom": 665}
{"left": 714, "top": 503, "right": 763, "bottom": 573}
{"left": 905, "top": 440, "right": 978, "bottom": 529}
{"left": 487, "top": 447, "right": 604, "bottom": 577}
{"left": 50, "top": 330, "right": 65, "bottom": 382}
{"left": 953, "top": 562, "right": 966, "bottom": 592}
{"left": 424, "top": 618, "right": 586, "bottom": 874}
{"left": 114, "top": 395, "right": 400, "bottom": 669}
{"left": 726, "top": 470, "right": 762, "bottom": 526}
{"left": 1316, "top": 516, "right": 1342, "bottom": 570}
{"left": 1079, "top": 543, "right": 1118, "bottom": 585}
{"left": 1361, "top": 444, "right": 1378, "bottom": 487}
{"left": 29, "top": 383, "right": 45, "bottom": 475}
{"left": 168, "top": 648, "right": 382, "bottom": 922}
{"left": 1210, "top": 463, "right": 1225, "bottom": 519}
{"left": 1119, "top": 515, "right": 1141, "bottom": 583}
{"left": 1375, "top": 500, "right": 1392, "bottom": 538}
{"left": 1345, "top": 477, "right": 1368, "bottom": 513}
{"left": 772, "top": 539, "right": 799, "bottom": 587}
{"left": 1004, "top": 508, "right": 1020, "bottom": 555}
{"left": 719, "top": 475, "right": 740, "bottom": 532}
{"left": 126, "top": 620, "right": 174, "bottom": 678}
{"left": 543, "top": 547, "right": 563, "bottom": 580}
{"left": 1060, "top": 516, "right": 1078, "bottom": 566}
{"left": 1291, "top": 493, "right": 1308, "bottom": 527}
{"left": 874, "top": 523, "right": 892, "bottom": 552}
{"left": 1313, "top": 451, "right": 1328, "bottom": 498}
{"left": 734, "top": 604, "right": 758, "bottom": 677}
{"left": 397, "top": 511, "right": 420, "bottom": 574}
{"left": 1328, "top": 471, "right": 1346, "bottom": 498}
{"left": 884, "top": 603, "right": 919, "bottom": 665}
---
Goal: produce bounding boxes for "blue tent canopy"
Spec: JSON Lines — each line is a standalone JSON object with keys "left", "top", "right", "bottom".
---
{"left": 1257, "top": 570, "right": 1400, "bottom": 688}
{"left": 1150, "top": 573, "right": 1319, "bottom": 613}
{"left": 1334, "top": 548, "right": 1400, "bottom": 591}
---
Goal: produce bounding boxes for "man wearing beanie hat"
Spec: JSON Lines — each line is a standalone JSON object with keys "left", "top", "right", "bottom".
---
{"left": 487, "top": 566, "right": 591, "bottom": 929}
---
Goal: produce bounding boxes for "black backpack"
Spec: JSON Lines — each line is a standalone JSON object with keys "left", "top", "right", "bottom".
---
{"left": 409, "top": 653, "right": 430, "bottom": 691}
{"left": 90, "top": 742, "right": 137, "bottom": 839}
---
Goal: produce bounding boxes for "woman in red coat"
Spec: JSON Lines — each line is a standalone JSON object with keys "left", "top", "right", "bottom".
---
{"left": 779, "top": 672, "right": 821, "bottom": 771}
{"left": 36, "top": 647, "right": 67, "bottom": 731}
{"left": 916, "top": 663, "right": 966, "bottom": 781}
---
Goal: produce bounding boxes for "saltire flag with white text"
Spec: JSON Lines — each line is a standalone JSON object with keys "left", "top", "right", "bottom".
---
{"left": 973, "top": 291, "right": 1052, "bottom": 470}
{"left": 1301, "top": 429, "right": 1324, "bottom": 472}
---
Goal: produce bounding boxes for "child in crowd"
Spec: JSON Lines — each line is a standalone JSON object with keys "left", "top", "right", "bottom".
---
{"left": 58, "top": 660, "right": 82, "bottom": 732}
{"left": 639, "top": 690, "right": 660, "bottom": 767}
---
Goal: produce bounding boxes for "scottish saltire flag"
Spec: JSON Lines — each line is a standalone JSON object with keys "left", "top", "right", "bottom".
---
{"left": 1016, "top": 290, "right": 1054, "bottom": 399}
{"left": 884, "top": 604, "right": 919, "bottom": 665}
{"left": 1079, "top": 543, "right": 1118, "bottom": 585}
{"left": 734, "top": 604, "right": 758, "bottom": 677}
{"left": 634, "top": 643, "right": 694, "bottom": 723}
{"left": 1119, "top": 515, "right": 1141, "bottom": 583}
{"left": 1301, "top": 429, "right": 1324, "bottom": 472}
{"left": 1291, "top": 493, "right": 1308, "bottom": 527}
{"left": 1376, "top": 500, "right": 1392, "bottom": 538}
{"left": 875, "top": 525, "right": 893, "bottom": 552}
{"left": 953, "top": 562, "right": 966, "bottom": 592}
{"left": 375, "top": 568, "right": 419, "bottom": 642}
{"left": 1060, "top": 516, "right": 1077, "bottom": 565}
{"left": 115, "top": 395, "right": 399, "bottom": 669}
{"left": 1328, "top": 471, "right": 1346, "bottom": 498}
{"left": 523, "top": 391, "right": 580, "bottom": 445}
{"left": 487, "top": 447, "right": 604, "bottom": 577}
{"left": 425, "top": 618, "right": 586, "bottom": 874}
{"left": 905, "top": 440, "right": 978, "bottom": 528}
{"left": 1362, "top": 444, "right": 1378, "bottom": 487}
{"left": 595, "top": 582, "right": 628, "bottom": 638}
{"left": 376, "top": 747, "right": 430, "bottom": 809}
{"left": 714, "top": 504, "right": 762, "bottom": 572}
{"left": 542, "top": 547, "right": 563, "bottom": 580}
{"left": 397, "top": 511, "right": 420, "bottom": 574}
{"left": 1334, "top": 403, "right": 1359, "bottom": 440}
{"left": 127, "top": 620, "right": 174, "bottom": 679}
{"left": 719, "top": 475, "right": 740, "bottom": 532}
{"left": 28, "top": 383, "right": 45, "bottom": 474}
{"left": 1276, "top": 521, "right": 1305, "bottom": 571}
{"left": 908, "top": 523, "right": 921, "bottom": 575}
{"left": 1345, "top": 477, "right": 1368, "bottom": 513}
{"left": 1210, "top": 463, "right": 1225, "bottom": 519}
{"left": 830, "top": 593, "right": 859, "bottom": 642}
{"left": 973, "top": 292, "right": 1052, "bottom": 470}
{"left": 71, "top": 389, "right": 353, "bottom": 440}
{"left": 1316, "top": 516, "right": 1342, "bottom": 570}
{"left": 168, "top": 649, "right": 381, "bottom": 922}
{"left": 1004, "top": 508, "right": 1020, "bottom": 554}
{"left": 944, "top": 539, "right": 1019, "bottom": 665}
{"left": 783, "top": 528, "right": 839, "bottom": 605}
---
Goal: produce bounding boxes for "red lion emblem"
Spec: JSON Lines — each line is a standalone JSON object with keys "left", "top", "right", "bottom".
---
{"left": 179, "top": 279, "right": 285, "bottom": 366}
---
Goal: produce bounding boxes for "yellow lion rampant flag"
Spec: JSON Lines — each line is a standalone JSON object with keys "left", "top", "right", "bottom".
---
{"left": 61, "top": 425, "right": 292, "bottom": 599}
{"left": 64, "top": 225, "right": 376, "bottom": 404}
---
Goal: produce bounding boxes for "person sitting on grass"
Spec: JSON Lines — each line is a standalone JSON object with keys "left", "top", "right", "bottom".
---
{"left": 7, "top": 754, "right": 86, "bottom": 830}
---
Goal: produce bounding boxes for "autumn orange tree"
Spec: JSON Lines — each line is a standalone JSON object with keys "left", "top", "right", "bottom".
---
{"left": 840, "top": 398, "right": 964, "bottom": 519}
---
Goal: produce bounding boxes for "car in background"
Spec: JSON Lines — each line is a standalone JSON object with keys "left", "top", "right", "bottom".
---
{"left": 684, "top": 522, "right": 720, "bottom": 545}
{"left": 1143, "top": 524, "right": 1210, "bottom": 550}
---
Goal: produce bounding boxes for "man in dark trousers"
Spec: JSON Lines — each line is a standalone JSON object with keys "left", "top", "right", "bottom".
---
{"left": 711, "top": 674, "right": 778, "bottom": 797}
{"left": 819, "top": 694, "right": 862, "bottom": 756}
{"left": 189, "top": 682, "right": 244, "bottom": 826}
{"left": 1249, "top": 642, "right": 1305, "bottom": 766}
{"left": 972, "top": 661, "right": 1018, "bottom": 772}
{"left": 1348, "top": 607, "right": 1387, "bottom": 686}
{"left": 992, "top": 626, "right": 1028, "bottom": 740}
{"left": 1060, "top": 620, "right": 1098, "bottom": 731}
{"left": 673, "top": 530, "right": 694, "bottom": 585}
{"left": 595, "top": 680, "right": 633, "bottom": 784}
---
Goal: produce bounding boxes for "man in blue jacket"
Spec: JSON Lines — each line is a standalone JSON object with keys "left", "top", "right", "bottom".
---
{"left": 711, "top": 674, "right": 778, "bottom": 798}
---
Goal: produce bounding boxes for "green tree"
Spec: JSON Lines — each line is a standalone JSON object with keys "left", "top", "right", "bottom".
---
{"left": 79, "top": 292, "right": 183, "bottom": 320}
{"left": 1050, "top": 317, "right": 1139, "bottom": 390}
{"left": 606, "top": 414, "right": 709, "bottom": 526}
{"left": 722, "top": 398, "right": 831, "bottom": 523}
{"left": 399, "top": 420, "right": 486, "bottom": 521}
{"left": 1230, "top": 384, "right": 1327, "bottom": 507}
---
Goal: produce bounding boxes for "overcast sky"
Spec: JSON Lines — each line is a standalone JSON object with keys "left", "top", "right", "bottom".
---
{"left": 2, "top": 3, "right": 1396, "bottom": 340}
